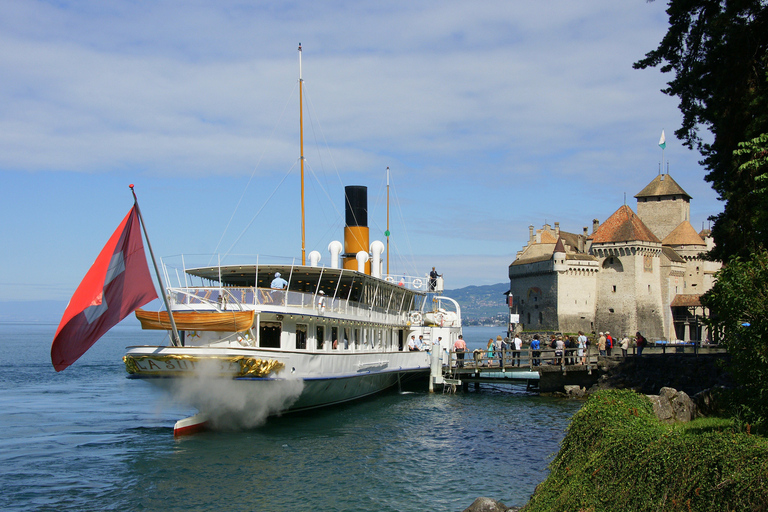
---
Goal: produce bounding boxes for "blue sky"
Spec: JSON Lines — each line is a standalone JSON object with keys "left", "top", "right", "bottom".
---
{"left": 1, "top": 0, "right": 722, "bottom": 302}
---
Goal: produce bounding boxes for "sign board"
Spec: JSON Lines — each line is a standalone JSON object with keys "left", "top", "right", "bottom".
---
{"left": 509, "top": 314, "right": 520, "bottom": 324}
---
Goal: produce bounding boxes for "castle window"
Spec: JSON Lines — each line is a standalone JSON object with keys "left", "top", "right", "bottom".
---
{"left": 538, "top": 312, "right": 543, "bottom": 324}
{"left": 609, "top": 308, "right": 614, "bottom": 313}
{"left": 527, "top": 313, "right": 531, "bottom": 324}
{"left": 612, "top": 285, "right": 616, "bottom": 292}
{"left": 648, "top": 285, "right": 651, "bottom": 293}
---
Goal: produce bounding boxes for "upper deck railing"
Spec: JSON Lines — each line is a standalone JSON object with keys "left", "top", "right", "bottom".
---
{"left": 167, "top": 285, "right": 410, "bottom": 325}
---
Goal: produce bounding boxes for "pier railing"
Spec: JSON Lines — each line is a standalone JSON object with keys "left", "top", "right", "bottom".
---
{"left": 443, "top": 342, "right": 727, "bottom": 376}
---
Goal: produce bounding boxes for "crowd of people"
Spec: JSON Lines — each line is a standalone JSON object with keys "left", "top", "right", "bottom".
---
{"left": 446, "top": 330, "right": 650, "bottom": 368}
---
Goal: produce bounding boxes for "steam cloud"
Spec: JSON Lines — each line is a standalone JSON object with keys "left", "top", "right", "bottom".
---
{"left": 168, "top": 359, "right": 305, "bottom": 430}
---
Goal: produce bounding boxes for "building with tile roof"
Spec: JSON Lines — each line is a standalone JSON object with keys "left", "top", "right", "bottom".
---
{"left": 508, "top": 174, "right": 720, "bottom": 342}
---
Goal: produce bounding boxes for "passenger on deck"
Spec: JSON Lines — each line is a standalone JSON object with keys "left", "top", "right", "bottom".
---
{"left": 417, "top": 335, "right": 425, "bottom": 350}
{"left": 408, "top": 335, "right": 419, "bottom": 351}
{"left": 429, "top": 267, "right": 442, "bottom": 291}
{"left": 270, "top": 272, "right": 288, "bottom": 304}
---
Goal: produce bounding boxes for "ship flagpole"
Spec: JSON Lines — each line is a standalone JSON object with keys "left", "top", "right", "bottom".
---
{"left": 129, "top": 184, "right": 181, "bottom": 347}
{"left": 386, "top": 167, "right": 390, "bottom": 276}
{"left": 299, "top": 43, "right": 306, "bottom": 265}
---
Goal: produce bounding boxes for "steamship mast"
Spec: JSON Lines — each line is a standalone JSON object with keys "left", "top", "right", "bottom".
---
{"left": 298, "top": 43, "right": 306, "bottom": 265}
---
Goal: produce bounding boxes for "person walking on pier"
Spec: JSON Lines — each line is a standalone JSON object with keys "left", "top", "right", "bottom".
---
{"left": 577, "top": 331, "right": 587, "bottom": 365}
{"left": 453, "top": 335, "right": 467, "bottom": 368}
{"left": 512, "top": 334, "right": 522, "bottom": 367}
{"left": 635, "top": 332, "right": 646, "bottom": 357}
{"left": 495, "top": 335, "right": 504, "bottom": 368}
{"left": 486, "top": 339, "right": 494, "bottom": 367}
{"left": 530, "top": 334, "right": 541, "bottom": 367}
{"left": 598, "top": 332, "right": 607, "bottom": 356}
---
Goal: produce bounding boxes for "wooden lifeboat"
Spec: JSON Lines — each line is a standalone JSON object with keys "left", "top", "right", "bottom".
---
{"left": 135, "top": 308, "right": 255, "bottom": 332}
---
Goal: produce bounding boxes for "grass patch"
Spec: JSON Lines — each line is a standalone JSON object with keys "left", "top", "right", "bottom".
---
{"left": 523, "top": 389, "right": 768, "bottom": 512}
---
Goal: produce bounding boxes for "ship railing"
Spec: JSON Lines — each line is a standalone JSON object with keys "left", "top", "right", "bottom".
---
{"left": 382, "top": 274, "right": 436, "bottom": 292}
{"left": 167, "top": 286, "right": 407, "bottom": 324}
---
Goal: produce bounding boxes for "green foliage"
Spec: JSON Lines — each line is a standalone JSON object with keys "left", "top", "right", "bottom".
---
{"left": 523, "top": 390, "right": 768, "bottom": 512}
{"left": 634, "top": 1, "right": 768, "bottom": 261}
{"left": 701, "top": 251, "right": 768, "bottom": 429}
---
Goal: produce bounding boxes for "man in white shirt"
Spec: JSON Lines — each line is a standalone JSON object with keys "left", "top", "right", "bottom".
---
{"left": 513, "top": 334, "right": 523, "bottom": 367}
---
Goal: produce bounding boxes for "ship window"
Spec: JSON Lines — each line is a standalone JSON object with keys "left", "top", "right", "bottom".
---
{"left": 354, "top": 328, "right": 360, "bottom": 349}
{"left": 259, "top": 322, "right": 281, "bottom": 348}
{"left": 316, "top": 325, "right": 325, "bottom": 350}
{"left": 331, "top": 326, "right": 338, "bottom": 349}
{"left": 296, "top": 324, "right": 307, "bottom": 350}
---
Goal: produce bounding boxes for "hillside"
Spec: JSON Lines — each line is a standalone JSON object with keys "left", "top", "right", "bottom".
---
{"left": 442, "top": 282, "right": 509, "bottom": 325}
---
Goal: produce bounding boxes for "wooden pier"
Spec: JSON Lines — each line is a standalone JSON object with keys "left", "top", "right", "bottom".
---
{"left": 430, "top": 343, "right": 727, "bottom": 393}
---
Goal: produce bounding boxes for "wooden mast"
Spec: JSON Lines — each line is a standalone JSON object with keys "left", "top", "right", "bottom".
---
{"left": 299, "top": 43, "right": 306, "bottom": 265}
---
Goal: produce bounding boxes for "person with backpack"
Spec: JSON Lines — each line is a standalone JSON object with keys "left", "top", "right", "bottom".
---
{"left": 530, "top": 334, "right": 541, "bottom": 367}
{"left": 605, "top": 331, "right": 614, "bottom": 357}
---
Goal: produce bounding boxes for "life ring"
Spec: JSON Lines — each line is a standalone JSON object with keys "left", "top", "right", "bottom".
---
{"left": 435, "top": 312, "right": 445, "bottom": 327}
{"left": 409, "top": 311, "right": 423, "bottom": 324}
{"left": 412, "top": 278, "right": 423, "bottom": 289}
{"left": 385, "top": 276, "right": 394, "bottom": 282}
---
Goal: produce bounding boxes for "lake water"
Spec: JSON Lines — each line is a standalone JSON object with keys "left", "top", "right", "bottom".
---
{"left": 0, "top": 323, "right": 581, "bottom": 511}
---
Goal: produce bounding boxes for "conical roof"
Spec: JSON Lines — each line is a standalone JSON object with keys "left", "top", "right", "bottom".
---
{"left": 591, "top": 205, "right": 661, "bottom": 244}
{"left": 662, "top": 221, "right": 706, "bottom": 246}
{"left": 634, "top": 174, "right": 691, "bottom": 200}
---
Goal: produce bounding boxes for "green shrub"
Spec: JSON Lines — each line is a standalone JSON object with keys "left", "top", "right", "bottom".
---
{"left": 523, "top": 390, "right": 768, "bottom": 512}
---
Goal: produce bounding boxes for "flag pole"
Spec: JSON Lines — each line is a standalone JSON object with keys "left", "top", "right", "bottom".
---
{"left": 130, "top": 184, "right": 181, "bottom": 347}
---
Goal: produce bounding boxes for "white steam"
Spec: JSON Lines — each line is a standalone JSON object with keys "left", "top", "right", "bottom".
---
{"left": 168, "top": 359, "right": 304, "bottom": 430}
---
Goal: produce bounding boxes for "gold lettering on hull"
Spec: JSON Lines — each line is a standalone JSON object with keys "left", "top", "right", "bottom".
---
{"left": 122, "top": 354, "right": 285, "bottom": 378}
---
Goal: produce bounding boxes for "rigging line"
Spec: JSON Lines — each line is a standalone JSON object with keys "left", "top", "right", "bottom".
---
{"left": 303, "top": 83, "right": 345, "bottom": 192}
{"left": 304, "top": 159, "right": 346, "bottom": 245}
{"left": 208, "top": 81, "right": 300, "bottom": 265}
{"left": 221, "top": 160, "right": 298, "bottom": 260}
{"left": 390, "top": 175, "right": 420, "bottom": 276}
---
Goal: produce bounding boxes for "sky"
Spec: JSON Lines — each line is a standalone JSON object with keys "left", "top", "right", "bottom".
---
{"left": 0, "top": 0, "right": 724, "bottom": 304}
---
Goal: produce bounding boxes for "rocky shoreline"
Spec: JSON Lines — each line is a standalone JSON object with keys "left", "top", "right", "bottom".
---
{"left": 462, "top": 354, "right": 735, "bottom": 511}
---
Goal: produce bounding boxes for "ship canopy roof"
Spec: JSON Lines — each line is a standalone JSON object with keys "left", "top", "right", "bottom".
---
{"left": 184, "top": 264, "right": 426, "bottom": 300}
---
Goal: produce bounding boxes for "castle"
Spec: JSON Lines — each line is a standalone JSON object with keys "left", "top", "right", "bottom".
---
{"left": 507, "top": 173, "right": 720, "bottom": 342}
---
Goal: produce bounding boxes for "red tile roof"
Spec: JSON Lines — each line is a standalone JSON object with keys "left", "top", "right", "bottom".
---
{"left": 662, "top": 221, "right": 706, "bottom": 246}
{"left": 591, "top": 205, "right": 661, "bottom": 244}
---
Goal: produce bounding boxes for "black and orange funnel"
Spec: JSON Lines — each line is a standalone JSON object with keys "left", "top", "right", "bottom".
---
{"left": 343, "top": 186, "right": 370, "bottom": 273}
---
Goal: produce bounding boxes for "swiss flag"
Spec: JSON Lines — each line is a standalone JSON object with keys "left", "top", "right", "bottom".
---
{"left": 51, "top": 205, "right": 157, "bottom": 371}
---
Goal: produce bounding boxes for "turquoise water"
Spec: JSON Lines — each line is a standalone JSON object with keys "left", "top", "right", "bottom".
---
{"left": 0, "top": 324, "right": 581, "bottom": 511}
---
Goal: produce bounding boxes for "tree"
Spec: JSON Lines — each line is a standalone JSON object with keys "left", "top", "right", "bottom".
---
{"left": 701, "top": 251, "right": 768, "bottom": 427}
{"left": 634, "top": 1, "right": 768, "bottom": 261}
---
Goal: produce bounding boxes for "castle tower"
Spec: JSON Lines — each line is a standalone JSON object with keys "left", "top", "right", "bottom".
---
{"left": 634, "top": 174, "right": 691, "bottom": 241}
{"left": 590, "top": 205, "right": 665, "bottom": 339}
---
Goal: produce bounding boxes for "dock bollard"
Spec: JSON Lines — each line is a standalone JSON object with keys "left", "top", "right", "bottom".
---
{"left": 429, "top": 346, "right": 442, "bottom": 392}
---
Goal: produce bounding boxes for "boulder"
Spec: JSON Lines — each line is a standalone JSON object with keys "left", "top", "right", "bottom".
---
{"left": 564, "top": 385, "right": 586, "bottom": 398}
{"left": 462, "top": 497, "right": 515, "bottom": 512}
{"left": 647, "top": 387, "right": 698, "bottom": 423}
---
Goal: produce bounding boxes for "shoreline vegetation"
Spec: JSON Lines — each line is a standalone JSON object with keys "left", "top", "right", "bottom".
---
{"left": 465, "top": 389, "right": 768, "bottom": 512}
